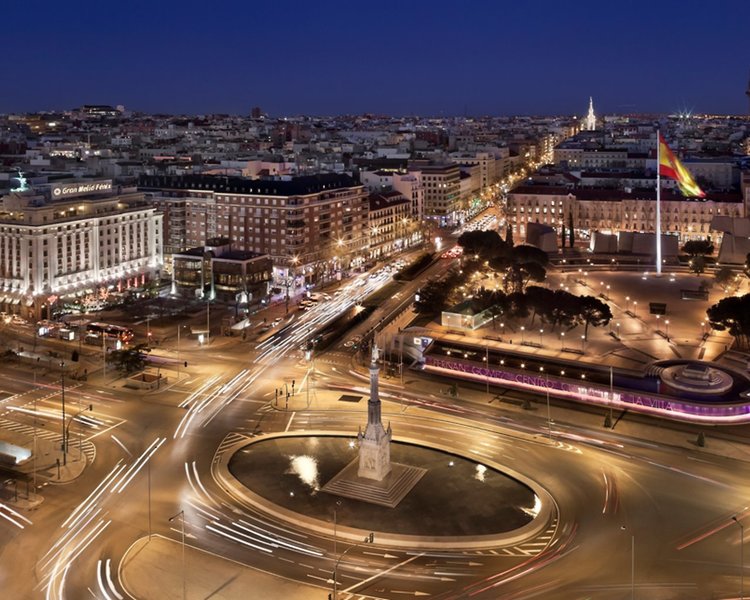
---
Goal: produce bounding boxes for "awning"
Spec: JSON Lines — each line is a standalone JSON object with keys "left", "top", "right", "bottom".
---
{"left": 12, "top": 298, "right": 21, "bottom": 305}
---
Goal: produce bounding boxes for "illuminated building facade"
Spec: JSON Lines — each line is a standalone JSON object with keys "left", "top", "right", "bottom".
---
{"left": 0, "top": 180, "right": 163, "bottom": 319}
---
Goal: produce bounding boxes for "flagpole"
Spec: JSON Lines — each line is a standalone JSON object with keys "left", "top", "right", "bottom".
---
{"left": 656, "top": 129, "right": 662, "bottom": 275}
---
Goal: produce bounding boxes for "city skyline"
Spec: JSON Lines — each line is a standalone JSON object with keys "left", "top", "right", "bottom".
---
{"left": 3, "top": 0, "right": 749, "bottom": 117}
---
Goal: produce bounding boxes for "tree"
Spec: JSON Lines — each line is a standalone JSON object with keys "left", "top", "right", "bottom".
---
{"left": 490, "top": 244, "right": 549, "bottom": 294}
{"left": 688, "top": 255, "right": 706, "bottom": 275}
{"left": 457, "top": 230, "right": 505, "bottom": 260}
{"left": 568, "top": 212, "right": 575, "bottom": 248}
{"left": 682, "top": 240, "right": 714, "bottom": 257}
{"left": 577, "top": 295, "right": 613, "bottom": 340}
{"left": 414, "top": 279, "right": 450, "bottom": 317}
{"left": 107, "top": 343, "right": 151, "bottom": 374}
{"left": 525, "top": 285, "right": 554, "bottom": 326}
{"left": 707, "top": 293, "right": 750, "bottom": 350}
{"left": 714, "top": 267, "right": 734, "bottom": 292}
{"left": 547, "top": 289, "right": 581, "bottom": 330}
{"left": 561, "top": 221, "right": 566, "bottom": 249}
{"left": 505, "top": 224, "right": 514, "bottom": 247}
{"left": 683, "top": 239, "right": 714, "bottom": 275}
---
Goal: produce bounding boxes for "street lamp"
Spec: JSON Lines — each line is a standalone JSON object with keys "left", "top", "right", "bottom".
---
{"left": 665, "top": 319, "right": 670, "bottom": 339}
{"left": 539, "top": 329, "right": 544, "bottom": 346}
{"left": 168, "top": 510, "right": 186, "bottom": 600}
{"left": 540, "top": 367, "right": 552, "bottom": 441}
{"left": 60, "top": 361, "right": 67, "bottom": 466}
{"left": 560, "top": 331, "right": 565, "bottom": 350}
{"left": 621, "top": 526, "right": 635, "bottom": 600}
{"left": 332, "top": 533, "right": 374, "bottom": 600}
{"left": 581, "top": 335, "right": 586, "bottom": 353}
{"left": 633, "top": 301, "right": 638, "bottom": 317}
{"left": 520, "top": 326, "right": 525, "bottom": 344}
{"left": 65, "top": 403, "right": 93, "bottom": 459}
{"left": 733, "top": 516, "right": 744, "bottom": 600}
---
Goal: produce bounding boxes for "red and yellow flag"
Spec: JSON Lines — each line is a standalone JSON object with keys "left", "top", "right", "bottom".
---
{"left": 658, "top": 133, "right": 705, "bottom": 198}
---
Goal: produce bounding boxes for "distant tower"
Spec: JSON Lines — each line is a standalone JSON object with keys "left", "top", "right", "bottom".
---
{"left": 251, "top": 106, "right": 262, "bottom": 119}
{"left": 585, "top": 97, "right": 597, "bottom": 131}
{"left": 745, "top": 72, "right": 750, "bottom": 115}
{"left": 358, "top": 343, "right": 392, "bottom": 481}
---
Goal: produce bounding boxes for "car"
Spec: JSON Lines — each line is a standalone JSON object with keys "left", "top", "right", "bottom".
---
{"left": 343, "top": 340, "right": 354, "bottom": 348}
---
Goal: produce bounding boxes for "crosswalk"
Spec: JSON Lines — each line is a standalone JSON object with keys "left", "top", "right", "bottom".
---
{"left": 469, "top": 516, "right": 558, "bottom": 558}
{"left": 0, "top": 418, "right": 96, "bottom": 464}
{"left": 212, "top": 431, "right": 251, "bottom": 464}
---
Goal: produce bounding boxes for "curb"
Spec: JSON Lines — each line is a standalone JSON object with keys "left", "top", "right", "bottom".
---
{"left": 213, "top": 430, "right": 556, "bottom": 551}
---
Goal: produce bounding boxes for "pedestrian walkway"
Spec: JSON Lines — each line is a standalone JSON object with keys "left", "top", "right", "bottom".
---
{"left": 120, "top": 535, "right": 321, "bottom": 600}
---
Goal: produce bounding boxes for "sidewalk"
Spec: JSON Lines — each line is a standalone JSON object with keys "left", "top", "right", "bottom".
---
{"left": 120, "top": 535, "right": 321, "bottom": 600}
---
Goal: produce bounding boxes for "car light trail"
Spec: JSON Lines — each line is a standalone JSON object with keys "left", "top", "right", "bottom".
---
{"left": 0, "top": 501, "right": 33, "bottom": 529}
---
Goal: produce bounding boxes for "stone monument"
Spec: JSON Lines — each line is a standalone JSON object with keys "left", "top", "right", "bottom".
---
{"left": 321, "top": 341, "right": 426, "bottom": 508}
{"left": 357, "top": 343, "right": 392, "bottom": 480}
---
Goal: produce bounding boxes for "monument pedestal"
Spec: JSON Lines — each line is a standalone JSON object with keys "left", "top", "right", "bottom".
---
{"left": 322, "top": 458, "right": 426, "bottom": 508}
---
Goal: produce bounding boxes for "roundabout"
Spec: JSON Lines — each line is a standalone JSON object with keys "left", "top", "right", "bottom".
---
{"left": 220, "top": 431, "right": 555, "bottom": 549}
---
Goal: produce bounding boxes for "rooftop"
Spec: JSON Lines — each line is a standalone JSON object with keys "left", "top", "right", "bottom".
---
{"left": 139, "top": 173, "right": 360, "bottom": 196}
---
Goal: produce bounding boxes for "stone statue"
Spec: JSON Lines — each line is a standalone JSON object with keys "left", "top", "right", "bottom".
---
{"left": 11, "top": 169, "right": 29, "bottom": 192}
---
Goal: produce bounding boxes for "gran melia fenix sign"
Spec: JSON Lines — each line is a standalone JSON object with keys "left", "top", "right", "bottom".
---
{"left": 51, "top": 180, "right": 113, "bottom": 199}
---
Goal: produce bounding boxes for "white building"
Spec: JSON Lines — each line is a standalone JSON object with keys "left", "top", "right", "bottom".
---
{"left": 0, "top": 180, "right": 163, "bottom": 319}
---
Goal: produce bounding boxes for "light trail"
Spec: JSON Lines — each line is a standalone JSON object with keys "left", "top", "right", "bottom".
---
{"left": 111, "top": 437, "right": 165, "bottom": 494}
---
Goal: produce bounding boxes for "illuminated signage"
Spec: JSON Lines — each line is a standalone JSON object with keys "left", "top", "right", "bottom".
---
{"left": 51, "top": 180, "right": 113, "bottom": 199}
{"left": 425, "top": 356, "right": 750, "bottom": 421}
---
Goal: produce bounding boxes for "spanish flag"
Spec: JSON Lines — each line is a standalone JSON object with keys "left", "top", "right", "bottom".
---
{"left": 658, "top": 133, "right": 705, "bottom": 198}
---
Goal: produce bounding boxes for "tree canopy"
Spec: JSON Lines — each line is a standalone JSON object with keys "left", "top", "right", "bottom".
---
{"left": 682, "top": 240, "right": 714, "bottom": 257}
{"left": 456, "top": 230, "right": 505, "bottom": 260}
{"left": 490, "top": 244, "right": 549, "bottom": 293}
{"left": 577, "top": 295, "right": 613, "bottom": 340}
{"left": 107, "top": 343, "right": 151, "bottom": 374}
{"left": 707, "top": 293, "right": 750, "bottom": 350}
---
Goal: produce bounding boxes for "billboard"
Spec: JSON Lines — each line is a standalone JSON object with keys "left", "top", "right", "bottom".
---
{"left": 51, "top": 180, "right": 113, "bottom": 199}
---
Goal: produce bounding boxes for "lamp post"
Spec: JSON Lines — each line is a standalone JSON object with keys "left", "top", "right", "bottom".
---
{"left": 520, "top": 326, "right": 525, "bottom": 344}
{"left": 206, "top": 297, "right": 211, "bottom": 347}
{"left": 560, "top": 331, "right": 565, "bottom": 350}
{"left": 665, "top": 319, "right": 670, "bottom": 339}
{"left": 60, "top": 361, "right": 67, "bottom": 466}
{"left": 619, "top": 526, "right": 635, "bottom": 599}
{"left": 65, "top": 403, "right": 93, "bottom": 459}
{"left": 332, "top": 533, "right": 374, "bottom": 600}
{"left": 168, "top": 510, "right": 186, "bottom": 600}
{"left": 540, "top": 367, "right": 551, "bottom": 441}
{"left": 485, "top": 345, "right": 490, "bottom": 399}
{"left": 539, "top": 328, "right": 544, "bottom": 346}
{"left": 581, "top": 334, "right": 586, "bottom": 353}
{"left": 733, "top": 516, "right": 745, "bottom": 600}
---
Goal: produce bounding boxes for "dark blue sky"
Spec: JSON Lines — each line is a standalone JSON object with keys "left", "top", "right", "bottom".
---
{"left": 4, "top": 0, "right": 748, "bottom": 116}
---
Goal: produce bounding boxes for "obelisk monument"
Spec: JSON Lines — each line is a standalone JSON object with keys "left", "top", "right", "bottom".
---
{"left": 357, "top": 343, "right": 392, "bottom": 480}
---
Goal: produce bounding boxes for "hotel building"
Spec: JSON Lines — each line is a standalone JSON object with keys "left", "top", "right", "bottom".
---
{"left": 0, "top": 180, "right": 163, "bottom": 320}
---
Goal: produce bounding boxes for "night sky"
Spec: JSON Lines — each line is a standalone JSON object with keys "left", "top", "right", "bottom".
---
{"left": 4, "top": 0, "right": 748, "bottom": 117}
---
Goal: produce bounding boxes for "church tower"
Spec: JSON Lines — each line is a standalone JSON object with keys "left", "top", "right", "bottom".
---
{"left": 585, "top": 97, "right": 597, "bottom": 131}
{"left": 745, "top": 71, "right": 750, "bottom": 115}
{"left": 358, "top": 343, "right": 392, "bottom": 480}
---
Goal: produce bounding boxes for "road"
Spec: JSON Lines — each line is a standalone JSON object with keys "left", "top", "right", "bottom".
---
{"left": 0, "top": 215, "right": 748, "bottom": 598}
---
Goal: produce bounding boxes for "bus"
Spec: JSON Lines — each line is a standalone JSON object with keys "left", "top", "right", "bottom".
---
{"left": 86, "top": 322, "right": 134, "bottom": 343}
